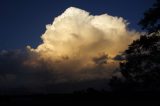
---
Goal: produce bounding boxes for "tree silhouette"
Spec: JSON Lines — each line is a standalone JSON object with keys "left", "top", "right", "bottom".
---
{"left": 139, "top": 0, "right": 160, "bottom": 33}
{"left": 120, "top": 32, "right": 160, "bottom": 89}
{"left": 110, "top": 0, "right": 160, "bottom": 91}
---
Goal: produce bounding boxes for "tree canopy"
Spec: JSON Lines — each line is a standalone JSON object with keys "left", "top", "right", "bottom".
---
{"left": 110, "top": 0, "right": 160, "bottom": 91}
{"left": 139, "top": 0, "right": 160, "bottom": 33}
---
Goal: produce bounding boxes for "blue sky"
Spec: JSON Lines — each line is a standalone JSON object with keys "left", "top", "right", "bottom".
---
{"left": 0, "top": 0, "right": 155, "bottom": 50}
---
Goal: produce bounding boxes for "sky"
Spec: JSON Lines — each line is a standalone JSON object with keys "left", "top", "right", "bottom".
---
{"left": 0, "top": 0, "right": 157, "bottom": 94}
{"left": 0, "top": 0, "right": 155, "bottom": 50}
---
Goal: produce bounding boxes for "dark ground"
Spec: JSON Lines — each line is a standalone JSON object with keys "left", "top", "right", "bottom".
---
{"left": 0, "top": 92, "right": 160, "bottom": 105}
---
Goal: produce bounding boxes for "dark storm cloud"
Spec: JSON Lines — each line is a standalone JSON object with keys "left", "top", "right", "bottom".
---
{"left": 0, "top": 50, "right": 56, "bottom": 93}
{"left": 0, "top": 49, "right": 115, "bottom": 94}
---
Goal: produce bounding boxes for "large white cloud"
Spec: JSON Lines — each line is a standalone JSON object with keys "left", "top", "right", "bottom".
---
{"left": 32, "top": 7, "right": 139, "bottom": 58}
{"left": 27, "top": 7, "right": 139, "bottom": 81}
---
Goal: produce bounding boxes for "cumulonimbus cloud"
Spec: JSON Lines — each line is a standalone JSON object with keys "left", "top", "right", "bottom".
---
{"left": 27, "top": 7, "right": 139, "bottom": 80}
{"left": 0, "top": 7, "right": 140, "bottom": 93}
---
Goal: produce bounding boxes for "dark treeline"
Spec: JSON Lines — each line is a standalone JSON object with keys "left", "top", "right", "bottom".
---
{"left": 109, "top": 0, "right": 160, "bottom": 92}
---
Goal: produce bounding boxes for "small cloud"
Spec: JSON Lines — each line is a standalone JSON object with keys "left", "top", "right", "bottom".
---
{"left": 113, "top": 54, "right": 126, "bottom": 61}
{"left": 93, "top": 54, "right": 108, "bottom": 65}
